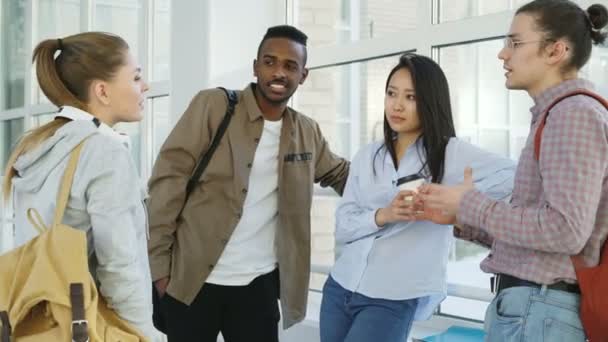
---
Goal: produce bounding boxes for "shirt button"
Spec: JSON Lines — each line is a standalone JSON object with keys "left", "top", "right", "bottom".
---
{"left": 254, "top": 138, "right": 260, "bottom": 144}
{"left": 247, "top": 163, "right": 252, "bottom": 168}
{"left": 236, "top": 212, "right": 242, "bottom": 219}
{"left": 242, "top": 188, "right": 248, "bottom": 194}
{"left": 221, "top": 238, "right": 228, "bottom": 245}
{"left": 208, "top": 264, "right": 214, "bottom": 270}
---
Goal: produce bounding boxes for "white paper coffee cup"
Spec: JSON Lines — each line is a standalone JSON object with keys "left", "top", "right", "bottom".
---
{"left": 397, "top": 174, "right": 425, "bottom": 201}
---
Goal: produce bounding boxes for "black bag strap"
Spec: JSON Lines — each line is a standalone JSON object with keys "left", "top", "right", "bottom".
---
{"left": 177, "top": 87, "right": 238, "bottom": 218}
{"left": 0, "top": 311, "right": 11, "bottom": 342}
{"left": 69, "top": 283, "right": 88, "bottom": 342}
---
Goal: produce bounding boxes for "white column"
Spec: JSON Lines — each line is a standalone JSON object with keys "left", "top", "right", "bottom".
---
{"left": 169, "top": 0, "right": 211, "bottom": 123}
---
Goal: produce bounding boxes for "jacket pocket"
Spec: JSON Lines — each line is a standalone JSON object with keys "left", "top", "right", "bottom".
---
{"left": 282, "top": 161, "right": 313, "bottom": 212}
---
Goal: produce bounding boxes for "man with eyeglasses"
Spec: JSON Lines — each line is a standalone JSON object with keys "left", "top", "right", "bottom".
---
{"left": 415, "top": 1, "right": 608, "bottom": 341}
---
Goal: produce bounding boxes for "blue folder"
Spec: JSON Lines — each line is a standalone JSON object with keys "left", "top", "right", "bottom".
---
{"left": 415, "top": 326, "right": 485, "bottom": 342}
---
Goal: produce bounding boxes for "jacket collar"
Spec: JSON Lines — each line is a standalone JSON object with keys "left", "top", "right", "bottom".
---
{"left": 56, "top": 106, "right": 132, "bottom": 149}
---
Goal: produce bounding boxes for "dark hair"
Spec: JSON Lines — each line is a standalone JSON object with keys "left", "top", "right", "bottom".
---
{"left": 257, "top": 25, "right": 308, "bottom": 64}
{"left": 516, "top": 0, "right": 608, "bottom": 71}
{"left": 374, "top": 53, "right": 456, "bottom": 184}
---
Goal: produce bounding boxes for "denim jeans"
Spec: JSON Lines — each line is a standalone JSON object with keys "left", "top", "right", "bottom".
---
{"left": 484, "top": 285, "right": 586, "bottom": 342}
{"left": 320, "top": 276, "right": 418, "bottom": 342}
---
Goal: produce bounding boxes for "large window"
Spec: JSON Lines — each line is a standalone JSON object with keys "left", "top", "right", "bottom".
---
{"left": 438, "top": 0, "right": 530, "bottom": 23}
{"left": 439, "top": 39, "right": 532, "bottom": 161}
{"left": 33, "top": 0, "right": 81, "bottom": 104}
{"left": 298, "top": 0, "right": 417, "bottom": 47}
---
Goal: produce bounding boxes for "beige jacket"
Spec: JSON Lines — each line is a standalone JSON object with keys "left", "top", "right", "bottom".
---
{"left": 147, "top": 84, "right": 349, "bottom": 328}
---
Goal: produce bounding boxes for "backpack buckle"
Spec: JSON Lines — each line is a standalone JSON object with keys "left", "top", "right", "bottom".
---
{"left": 71, "top": 319, "right": 89, "bottom": 342}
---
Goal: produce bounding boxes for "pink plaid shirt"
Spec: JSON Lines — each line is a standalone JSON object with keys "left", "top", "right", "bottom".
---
{"left": 458, "top": 78, "right": 608, "bottom": 284}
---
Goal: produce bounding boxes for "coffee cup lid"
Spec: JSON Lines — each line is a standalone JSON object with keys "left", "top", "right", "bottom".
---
{"left": 396, "top": 174, "right": 424, "bottom": 186}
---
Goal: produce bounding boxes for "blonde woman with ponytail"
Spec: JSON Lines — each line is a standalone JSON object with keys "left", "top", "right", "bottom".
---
{"left": 2, "top": 32, "right": 160, "bottom": 341}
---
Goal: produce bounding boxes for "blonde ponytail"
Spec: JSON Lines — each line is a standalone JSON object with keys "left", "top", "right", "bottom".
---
{"left": 3, "top": 32, "right": 129, "bottom": 201}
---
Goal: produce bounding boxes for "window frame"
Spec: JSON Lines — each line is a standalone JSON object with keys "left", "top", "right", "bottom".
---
{"left": 0, "top": 0, "right": 170, "bottom": 252}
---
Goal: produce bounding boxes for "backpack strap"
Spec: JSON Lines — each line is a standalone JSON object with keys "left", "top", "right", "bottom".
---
{"left": 52, "top": 137, "right": 91, "bottom": 227}
{"left": 533, "top": 89, "right": 608, "bottom": 161}
{"left": 177, "top": 87, "right": 238, "bottom": 219}
{"left": 69, "top": 283, "right": 88, "bottom": 342}
{"left": 27, "top": 207, "right": 48, "bottom": 234}
{"left": 0, "top": 311, "right": 11, "bottom": 342}
{"left": 533, "top": 90, "right": 608, "bottom": 269}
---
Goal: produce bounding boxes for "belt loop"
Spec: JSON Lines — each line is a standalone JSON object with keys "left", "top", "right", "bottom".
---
{"left": 539, "top": 284, "right": 548, "bottom": 296}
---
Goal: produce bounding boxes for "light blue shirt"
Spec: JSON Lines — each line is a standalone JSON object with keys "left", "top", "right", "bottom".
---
{"left": 330, "top": 137, "right": 516, "bottom": 320}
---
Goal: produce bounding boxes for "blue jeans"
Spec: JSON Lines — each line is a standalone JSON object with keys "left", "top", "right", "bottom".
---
{"left": 485, "top": 286, "right": 586, "bottom": 342}
{"left": 320, "top": 276, "right": 418, "bottom": 342}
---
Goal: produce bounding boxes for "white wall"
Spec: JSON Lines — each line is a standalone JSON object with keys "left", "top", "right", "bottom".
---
{"left": 209, "top": 0, "right": 286, "bottom": 89}
{"left": 170, "top": 0, "right": 286, "bottom": 122}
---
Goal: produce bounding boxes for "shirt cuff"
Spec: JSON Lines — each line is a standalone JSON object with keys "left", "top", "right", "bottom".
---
{"left": 458, "top": 189, "right": 494, "bottom": 229}
{"left": 369, "top": 209, "right": 383, "bottom": 230}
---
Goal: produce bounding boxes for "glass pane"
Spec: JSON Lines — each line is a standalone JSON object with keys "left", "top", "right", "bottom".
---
{"left": 297, "top": 0, "right": 417, "bottom": 47}
{"left": 479, "top": 129, "right": 510, "bottom": 157}
{"left": 440, "top": 296, "right": 489, "bottom": 321}
{"left": 512, "top": 133, "right": 528, "bottom": 161}
{"left": 33, "top": 113, "right": 56, "bottom": 127}
{"left": 152, "top": 0, "right": 170, "bottom": 81}
{"left": 509, "top": 91, "right": 533, "bottom": 127}
{"left": 1, "top": 0, "right": 26, "bottom": 110}
{"left": 151, "top": 96, "right": 170, "bottom": 160}
{"left": 478, "top": 40, "right": 508, "bottom": 126}
{"left": 440, "top": 43, "right": 476, "bottom": 129}
{"left": 440, "top": 39, "right": 515, "bottom": 159}
{"left": 449, "top": 239, "right": 492, "bottom": 285}
{"left": 33, "top": 0, "right": 81, "bottom": 105}
{"left": 296, "top": 54, "right": 400, "bottom": 159}
{"left": 0, "top": 221, "right": 15, "bottom": 254}
{"left": 310, "top": 196, "right": 340, "bottom": 291}
{"left": 114, "top": 122, "right": 141, "bottom": 173}
{"left": 438, "top": 0, "right": 531, "bottom": 23}
{"left": 94, "top": 0, "right": 142, "bottom": 58}
{"left": 580, "top": 0, "right": 608, "bottom": 96}
{"left": 444, "top": 238, "right": 492, "bottom": 320}
{"left": 0, "top": 119, "right": 25, "bottom": 175}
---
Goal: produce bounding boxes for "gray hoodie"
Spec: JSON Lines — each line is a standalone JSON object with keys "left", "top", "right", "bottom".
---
{"left": 11, "top": 106, "right": 158, "bottom": 340}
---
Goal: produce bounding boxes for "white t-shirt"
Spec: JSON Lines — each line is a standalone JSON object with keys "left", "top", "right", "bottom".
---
{"left": 206, "top": 118, "right": 283, "bottom": 285}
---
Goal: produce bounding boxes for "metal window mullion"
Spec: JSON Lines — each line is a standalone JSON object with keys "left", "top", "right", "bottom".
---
{"left": 139, "top": 0, "right": 152, "bottom": 179}
{"left": 23, "top": 0, "right": 34, "bottom": 130}
{"left": 0, "top": 108, "right": 27, "bottom": 121}
{"left": 147, "top": 80, "right": 170, "bottom": 98}
{"left": 81, "top": 0, "right": 92, "bottom": 31}
{"left": 416, "top": 0, "right": 433, "bottom": 57}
